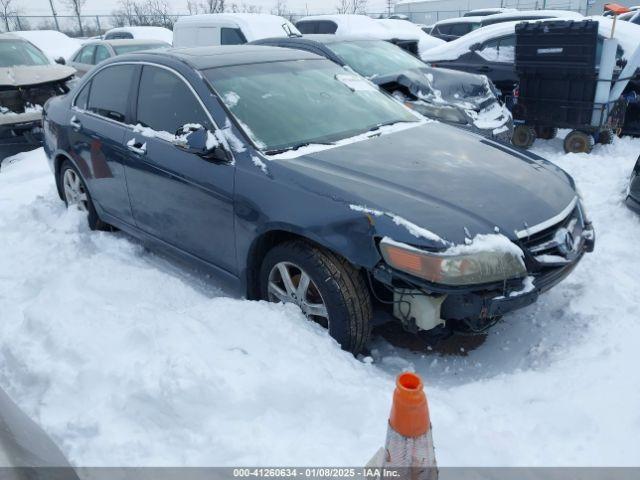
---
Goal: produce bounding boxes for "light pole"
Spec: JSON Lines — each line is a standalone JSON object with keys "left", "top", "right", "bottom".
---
{"left": 48, "top": 0, "right": 60, "bottom": 31}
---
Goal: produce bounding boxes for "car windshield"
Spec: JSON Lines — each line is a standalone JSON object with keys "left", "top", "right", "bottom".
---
{"left": 205, "top": 59, "right": 418, "bottom": 153}
{"left": 113, "top": 43, "right": 168, "bottom": 55}
{"left": 326, "top": 40, "right": 427, "bottom": 78}
{"left": 0, "top": 39, "right": 49, "bottom": 67}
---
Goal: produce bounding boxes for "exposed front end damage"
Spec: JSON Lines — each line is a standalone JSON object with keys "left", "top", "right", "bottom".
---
{"left": 376, "top": 67, "right": 513, "bottom": 142}
{"left": 367, "top": 200, "right": 594, "bottom": 337}
{"left": 1, "top": 65, "right": 75, "bottom": 161}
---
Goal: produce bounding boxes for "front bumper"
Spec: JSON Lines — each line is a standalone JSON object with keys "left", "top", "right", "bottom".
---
{"left": 374, "top": 222, "right": 595, "bottom": 333}
{"left": 0, "top": 119, "right": 43, "bottom": 161}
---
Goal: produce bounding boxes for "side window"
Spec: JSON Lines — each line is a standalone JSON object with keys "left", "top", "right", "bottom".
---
{"left": 74, "top": 81, "right": 91, "bottom": 110}
{"left": 135, "top": 66, "right": 210, "bottom": 135}
{"left": 77, "top": 45, "right": 95, "bottom": 64}
{"left": 435, "top": 24, "right": 451, "bottom": 35}
{"left": 317, "top": 21, "right": 338, "bottom": 34}
{"left": 87, "top": 64, "right": 136, "bottom": 122}
{"left": 94, "top": 45, "right": 110, "bottom": 64}
{"left": 220, "top": 27, "right": 247, "bottom": 45}
{"left": 478, "top": 35, "right": 515, "bottom": 63}
{"left": 296, "top": 21, "right": 317, "bottom": 34}
{"left": 450, "top": 23, "right": 471, "bottom": 36}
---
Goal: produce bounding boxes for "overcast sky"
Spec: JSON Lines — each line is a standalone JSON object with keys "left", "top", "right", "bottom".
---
{"left": 22, "top": 0, "right": 394, "bottom": 16}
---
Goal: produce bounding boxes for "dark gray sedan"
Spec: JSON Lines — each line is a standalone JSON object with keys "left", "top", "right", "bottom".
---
{"left": 67, "top": 39, "right": 170, "bottom": 77}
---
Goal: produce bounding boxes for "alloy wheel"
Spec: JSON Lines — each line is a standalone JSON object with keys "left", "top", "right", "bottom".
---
{"left": 267, "top": 261, "right": 329, "bottom": 328}
{"left": 62, "top": 168, "right": 89, "bottom": 212}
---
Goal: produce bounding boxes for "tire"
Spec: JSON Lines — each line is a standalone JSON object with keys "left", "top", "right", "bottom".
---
{"left": 511, "top": 125, "right": 537, "bottom": 149}
{"left": 598, "top": 129, "right": 615, "bottom": 145}
{"left": 564, "top": 130, "right": 595, "bottom": 154}
{"left": 58, "top": 160, "right": 110, "bottom": 231}
{"left": 535, "top": 126, "right": 558, "bottom": 140}
{"left": 259, "top": 240, "right": 372, "bottom": 354}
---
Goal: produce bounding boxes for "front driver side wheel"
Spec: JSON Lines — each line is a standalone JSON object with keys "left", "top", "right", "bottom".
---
{"left": 59, "top": 160, "right": 109, "bottom": 231}
{"left": 259, "top": 240, "right": 372, "bottom": 354}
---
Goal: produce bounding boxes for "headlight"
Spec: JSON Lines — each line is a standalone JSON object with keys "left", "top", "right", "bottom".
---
{"left": 408, "top": 102, "right": 469, "bottom": 124}
{"left": 379, "top": 237, "right": 526, "bottom": 286}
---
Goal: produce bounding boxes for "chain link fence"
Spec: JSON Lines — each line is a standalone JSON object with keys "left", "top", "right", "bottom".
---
{"left": 0, "top": 3, "right": 589, "bottom": 38}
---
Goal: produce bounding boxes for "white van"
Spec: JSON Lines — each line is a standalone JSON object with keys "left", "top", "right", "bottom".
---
{"left": 173, "top": 13, "right": 300, "bottom": 47}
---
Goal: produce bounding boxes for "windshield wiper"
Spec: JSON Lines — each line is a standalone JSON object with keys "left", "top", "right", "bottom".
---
{"left": 366, "top": 120, "right": 414, "bottom": 135}
{"left": 265, "top": 141, "right": 333, "bottom": 156}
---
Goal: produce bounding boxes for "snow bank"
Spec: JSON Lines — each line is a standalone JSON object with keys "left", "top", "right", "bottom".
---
{"left": 1, "top": 131, "right": 640, "bottom": 467}
{"left": 0, "top": 149, "right": 390, "bottom": 465}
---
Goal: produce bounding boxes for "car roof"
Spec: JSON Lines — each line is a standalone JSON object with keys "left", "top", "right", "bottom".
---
{"left": 124, "top": 45, "right": 322, "bottom": 69}
{"left": 435, "top": 16, "right": 484, "bottom": 25}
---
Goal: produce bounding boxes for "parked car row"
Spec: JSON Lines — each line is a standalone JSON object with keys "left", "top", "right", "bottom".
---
{"left": 40, "top": 39, "right": 595, "bottom": 354}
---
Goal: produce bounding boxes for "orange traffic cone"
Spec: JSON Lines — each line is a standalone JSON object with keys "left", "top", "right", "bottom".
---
{"left": 383, "top": 372, "right": 437, "bottom": 479}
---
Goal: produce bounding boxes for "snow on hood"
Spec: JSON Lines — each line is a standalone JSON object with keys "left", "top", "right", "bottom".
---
{"left": 12, "top": 30, "right": 81, "bottom": 62}
{"left": 0, "top": 65, "right": 76, "bottom": 87}
{"left": 422, "top": 16, "right": 640, "bottom": 63}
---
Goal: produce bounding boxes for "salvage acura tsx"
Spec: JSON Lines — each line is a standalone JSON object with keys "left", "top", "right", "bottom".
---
{"left": 43, "top": 46, "right": 594, "bottom": 354}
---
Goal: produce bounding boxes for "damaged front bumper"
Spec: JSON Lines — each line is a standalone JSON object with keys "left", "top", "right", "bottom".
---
{"left": 0, "top": 113, "right": 43, "bottom": 160}
{"left": 373, "top": 221, "right": 595, "bottom": 335}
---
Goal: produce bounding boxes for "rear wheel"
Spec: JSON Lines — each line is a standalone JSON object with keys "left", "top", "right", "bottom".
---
{"left": 535, "top": 126, "right": 558, "bottom": 140}
{"left": 511, "top": 125, "right": 537, "bottom": 148}
{"left": 564, "top": 130, "right": 594, "bottom": 154}
{"left": 59, "top": 160, "right": 109, "bottom": 230}
{"left": 260, "top": 240, "right": 372, "bottom": 354}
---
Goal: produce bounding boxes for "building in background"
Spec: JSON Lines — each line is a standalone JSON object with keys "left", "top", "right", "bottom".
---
{"left": 394, "top": 0, "right": 638, "bottom": 24}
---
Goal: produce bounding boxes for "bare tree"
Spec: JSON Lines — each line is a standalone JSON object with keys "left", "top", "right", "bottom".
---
{"left": 229, "top": 2, "right": 261, "bottom": 13}
{"left": 112, "top": 0, "right": 178, "bottom": 28}
{"left": 271, "top": 0, "right": 288, "bottom": 16}
{"left": 0, "top": 0, "right": 16, "bottom": 32}
{"left": 186, "top": 0, "right": 198, "bottom": 14}
{"left": 336, "top": 0, "right": 367, "bottom": 14}
{"left": 198, "top": 0, "right": 226, "bottom": 13}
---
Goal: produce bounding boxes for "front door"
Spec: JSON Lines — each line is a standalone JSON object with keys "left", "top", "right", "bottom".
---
{"left": 123, "top": 65, "right": 237, "bottom": 274}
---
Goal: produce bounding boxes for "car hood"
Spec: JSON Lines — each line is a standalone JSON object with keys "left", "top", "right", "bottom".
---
{"left": 0, "top": 65, "right": 75, "bottom": 87}
{"left": 373, "top": 67, "right": 497, "bottom": 111}
{"left": 281, "top": 123, "right": 575, "bottom": 246}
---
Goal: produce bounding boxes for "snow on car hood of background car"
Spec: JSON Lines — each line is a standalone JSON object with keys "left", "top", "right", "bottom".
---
{"left": 0, "top": 65, "right": 75, "bottom": 87}
{"left": 278, "top": 122, "right": 576, "bottom": 246}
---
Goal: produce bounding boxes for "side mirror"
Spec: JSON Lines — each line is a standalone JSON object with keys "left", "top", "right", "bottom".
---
{"left": 175, "top": 126, "right": 229, "bottom": 162}
{"left": 55, "top": 57, "right": 66, "bottom": 65}
{"left": 470, "top": 43, "right": 482, "bottom": 52}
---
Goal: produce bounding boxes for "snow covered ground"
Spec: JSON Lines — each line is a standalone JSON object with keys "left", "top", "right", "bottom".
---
{"left": 0, "top": 133, "right": 639, "bottom": 467}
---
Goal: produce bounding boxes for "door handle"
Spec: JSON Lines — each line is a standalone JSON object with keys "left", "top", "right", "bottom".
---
{"left": 126, "top": 138, "right": 147, "bottom": 156}
{"left": 70, "top": 115, "right": 82, "bottom": 131}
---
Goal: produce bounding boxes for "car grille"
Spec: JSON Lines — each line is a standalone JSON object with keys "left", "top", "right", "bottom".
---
{"left": 519, "top": 202, "right": 587, "bottom": 267}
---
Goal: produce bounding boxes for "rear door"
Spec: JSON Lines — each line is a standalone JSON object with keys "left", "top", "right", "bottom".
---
{"left": 68, "top": 64, "right": 138, "bottom": 224}
{"left": 123, "top": 64, "right": 237, "bottom": 273}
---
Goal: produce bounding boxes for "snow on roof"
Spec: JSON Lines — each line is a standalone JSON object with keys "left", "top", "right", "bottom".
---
{"left": 435, "top": 16, "right": 485, "bottom": 25}
{"left": 175, "top": 13, "right": 300, "bottom": 41}
{"left": 297, "top": 14, "right": 393, "bottom": 39}
{"left": 422, "top": 16, "right": 640, "bottom": 62}
{"left": 105, "top": 26, "right": 173, "bottom": 44}
{"left": 11, "top": 30, "right": 82, "bottom": 62}
{"left": 481, "top": 9, "right": 583, "bottom": 22}
{"left": 376, "top": 18, "right": 444, "bottom": 52}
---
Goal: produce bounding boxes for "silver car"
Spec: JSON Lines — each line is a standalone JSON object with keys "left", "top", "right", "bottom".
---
{"left": 68, "top": 39, "right": 170, "bottom": 77}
